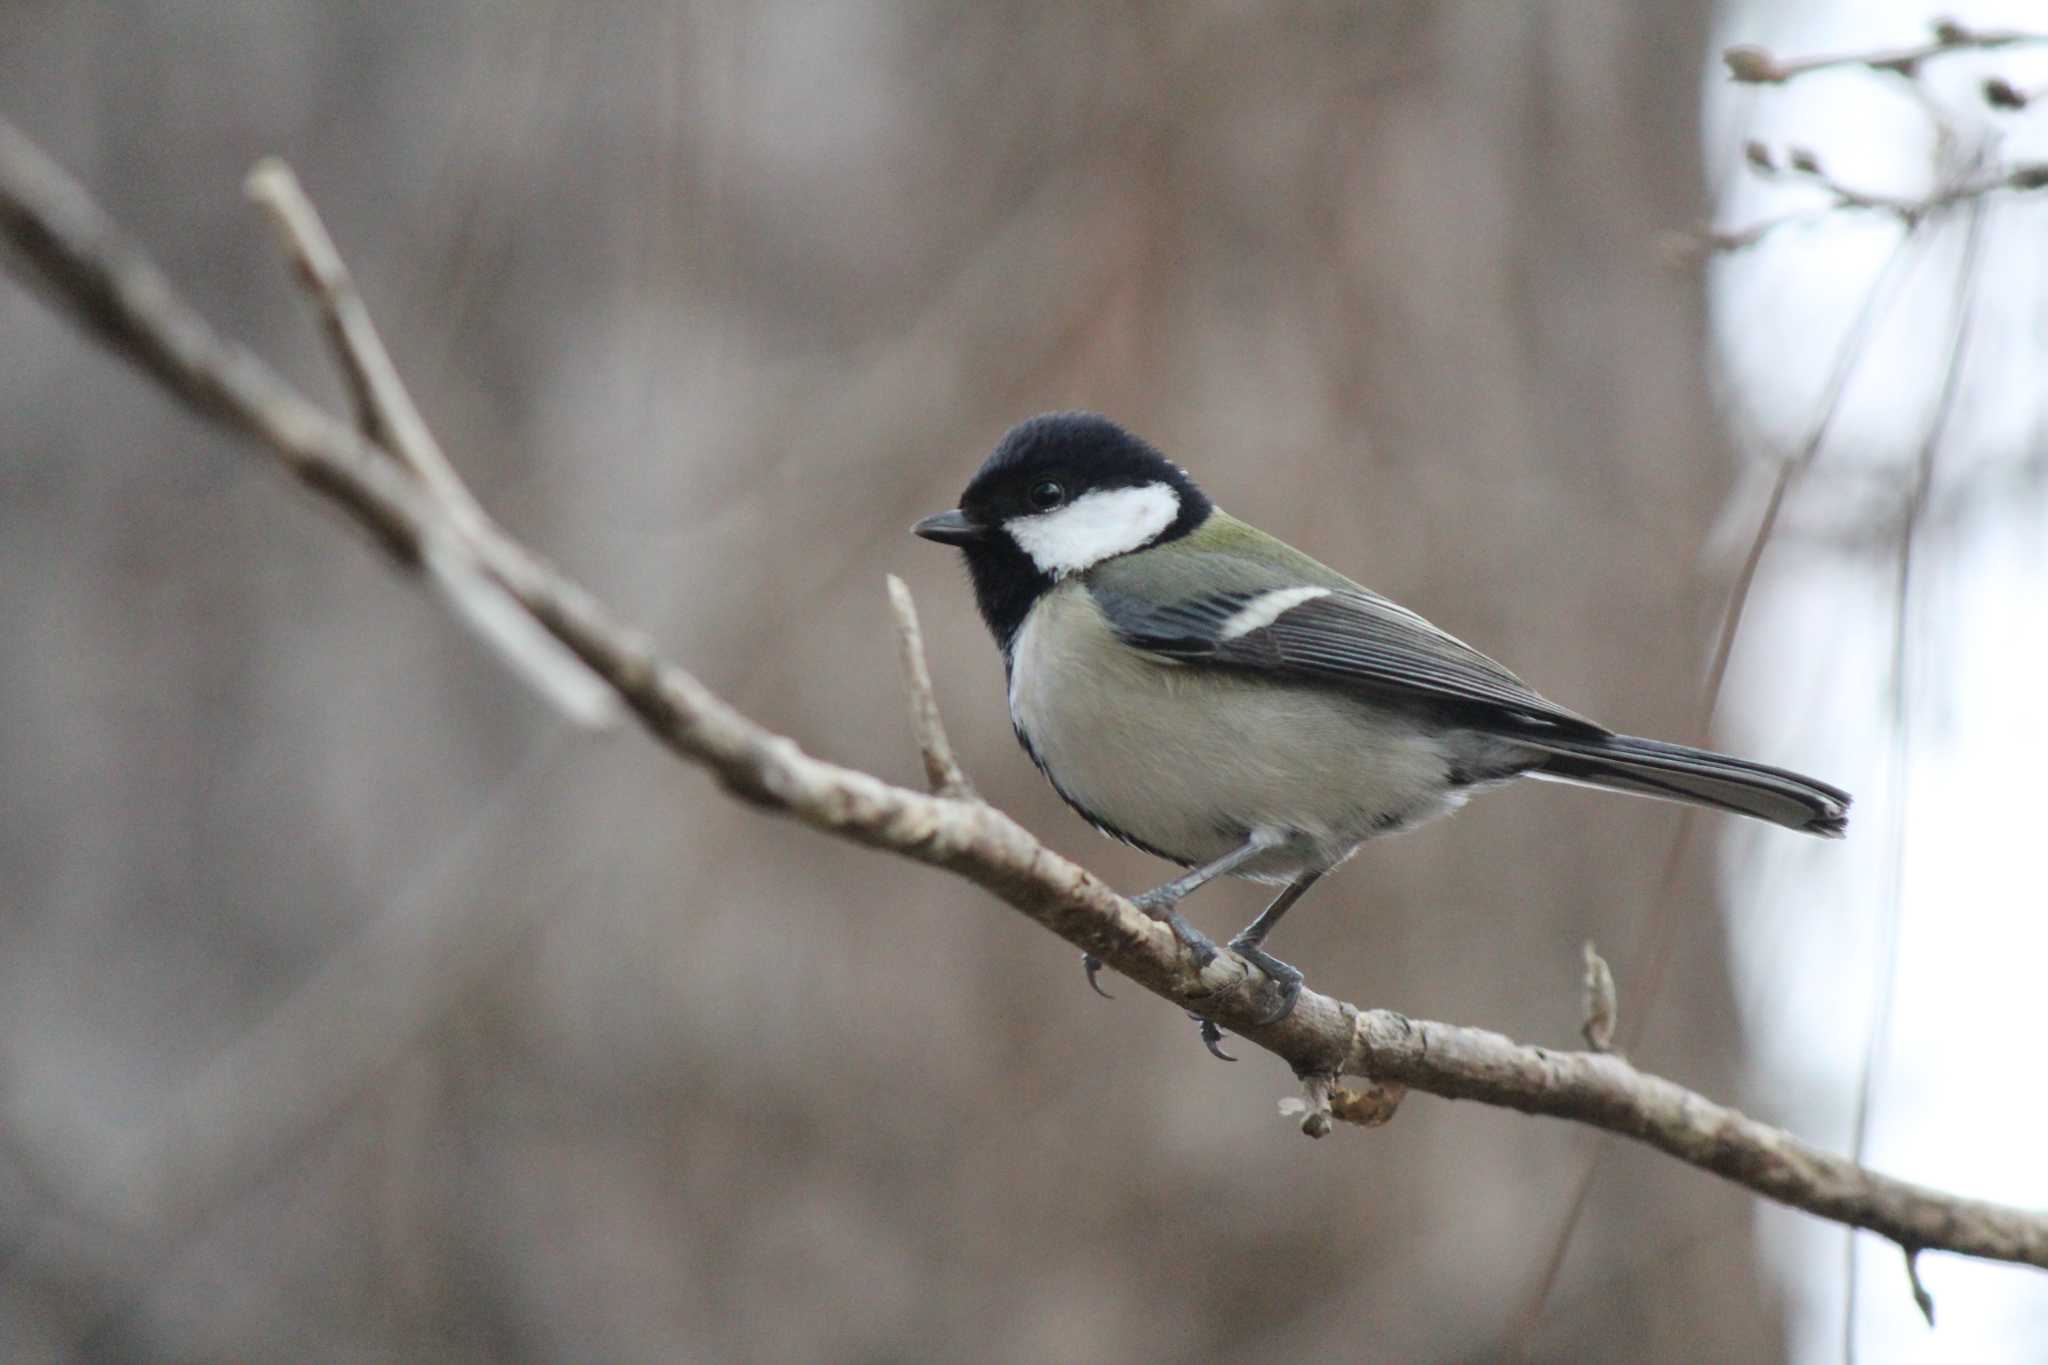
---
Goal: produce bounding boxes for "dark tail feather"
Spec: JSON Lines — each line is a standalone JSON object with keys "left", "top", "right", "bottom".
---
{"left": 1523, "top": 733, "right": 1850, "bottom": 837}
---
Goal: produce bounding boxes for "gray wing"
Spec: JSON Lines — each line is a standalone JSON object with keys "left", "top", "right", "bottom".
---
{"left": 1092, "top": 584, "right": 1607, "bottom": 737}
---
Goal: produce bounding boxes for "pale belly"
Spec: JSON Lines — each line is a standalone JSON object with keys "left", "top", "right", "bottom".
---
{"left": 1008, "top": 584, "right": 1477, "bottom": 882}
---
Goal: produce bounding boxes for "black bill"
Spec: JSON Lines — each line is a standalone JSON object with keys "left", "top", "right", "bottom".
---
{"left": 912, "top": 509, "right": 985, "bottom": 545}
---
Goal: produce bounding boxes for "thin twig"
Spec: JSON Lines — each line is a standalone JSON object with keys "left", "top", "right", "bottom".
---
{"left": 1723, "top": 20, "right": 2048, "bottom": 86}
{"left": 1679, "top": 156, "right": 2048, "bottom": 257}
{"left": 5, "top": 114, "right": 2047, "bottom": 1277}
{"left": 1843, "top": 193, "right": 1985, "bottom": 1361}
{"left": 243, "top": 157, "right": 489, "bottom": 536}
{"left": 886, "top": 573, "right": 977, "bottom": 799}
{"left": 0, "top": 123, "right": 616, "bottom": 727}
{"left": 1668, "top": 205, "right": 1842, "bottom": 259}
{"left": 1903, "top": 1246, "right": 1936, "bottom": 1327}
{"left": 242, "top": 156, "right": 621, "bottom": 729}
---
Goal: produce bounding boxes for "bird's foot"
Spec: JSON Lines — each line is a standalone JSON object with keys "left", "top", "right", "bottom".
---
{"left": 1169, "top": 912, "right": 1220, "bottom": 969}
{"left": 1128, "top": 890, "right": 1219, "bottom": 970}
{"left": 1080, "top": 901, "right": 1218, "bottom": 999}
{"left": 1184, "top": 941, "right": 1305, "bottom": 1061}
{"left": 1229, "top": 939, "right": 1305, "bottom": 1025}
{"left": 1129, "top": 886, "right": 1174, "bottom": 913}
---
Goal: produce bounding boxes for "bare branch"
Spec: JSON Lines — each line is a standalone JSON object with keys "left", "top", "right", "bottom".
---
{"left": 4, "top": 115, "right": 2046, "bottom": 1277}
{"left": 0, "top": 123, "right": 616, "bottom": 726}
{"left": 243, "top": 157, "right": 488, "bottom": 534}
{"left": 886, "top": 573, "right": 977, "bottom": 800}
{"left": 1661, "top": 210, "right": 1835, "bottom": 262}
{"left": 242, "top": 155, "right": 621, "bottom": 728}
{"left": 416, "top": 531, "right": 625, "bottom": 727}
{"left": 1723, "top": 19, "right": 2048, "bottom": 86}
{"left": 1677, "top": 46, "right": 2048, "bottom": 262}
{"left": 1676, "top": 156, "right": 2048, "bottom": 258}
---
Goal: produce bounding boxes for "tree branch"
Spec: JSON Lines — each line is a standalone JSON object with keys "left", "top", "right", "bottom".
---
{"left": 4, "top": 116, "right": 2045, "bottom": 1275}
{"left": 0, "top": 120, "right": 619, "bottom": 727}
{"left": 242, "top": 155, "right": 623, "bottom": 728}
{"left": 1673, "top": 149, "right": 2048, "bottom": 258}
{"left": 886, "top": 573, "right": 977, "bottom": 800}
{"left": 242, "top": 157, "right": 490, "bottom": 535}
{"left": 1723, "top": 18, "right": 2048, "bottom": 86}
{"left": 1670, "top": 22, "right": 2048, "bottom": 262}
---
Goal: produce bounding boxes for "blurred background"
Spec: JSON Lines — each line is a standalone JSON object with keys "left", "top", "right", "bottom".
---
{"left": 1, "top": 1, "right": 2043, "bottom": 1361}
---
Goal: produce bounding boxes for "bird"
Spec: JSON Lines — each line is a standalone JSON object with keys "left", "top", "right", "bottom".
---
{"left": 913, "top": 412, "right": 1849, "bottom": 1057}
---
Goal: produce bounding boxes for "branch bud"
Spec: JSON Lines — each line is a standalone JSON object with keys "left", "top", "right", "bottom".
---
{"left": 1723, "top": 46, "right": 1783, "bottom": 84}
{"left": 1984, "top": 77, "right": 2028, "bottom": 110}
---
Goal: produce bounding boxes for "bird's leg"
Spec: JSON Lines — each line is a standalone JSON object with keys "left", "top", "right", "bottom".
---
{"left": 1190, "top": 871, "right": 1326, "bottom": 1056}
{"left": 1227, "top": 870, "right": 1321, "bottom": 1022}
{"left": 1079, "top": 831, "right": 1285, "bottom": 993}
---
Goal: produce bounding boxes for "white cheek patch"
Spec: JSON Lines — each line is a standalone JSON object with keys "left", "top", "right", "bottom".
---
{"left": 1006, "top": 483, "right": 1180, "bottom": 578}
{"left": 1219, "top": 586, "right": 1332, "bottom": 639}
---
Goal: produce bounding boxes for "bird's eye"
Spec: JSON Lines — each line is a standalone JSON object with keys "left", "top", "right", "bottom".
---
{"left": 1028, "top": 479, "right": 1065, "bottom": 510}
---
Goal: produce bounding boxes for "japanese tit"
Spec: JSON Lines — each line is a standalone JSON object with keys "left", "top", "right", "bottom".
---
{"left": 914, "top": 413, "right": 1849, "bottom": 1054}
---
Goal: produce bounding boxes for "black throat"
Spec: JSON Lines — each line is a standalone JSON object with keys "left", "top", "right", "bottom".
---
{"left": 962, "top": 534, "right": 1055, "bottom": 659}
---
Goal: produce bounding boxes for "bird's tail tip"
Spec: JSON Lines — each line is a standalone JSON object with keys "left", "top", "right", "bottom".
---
{"left": 1526, "top": 732, "right": 1851, "bottom": 838}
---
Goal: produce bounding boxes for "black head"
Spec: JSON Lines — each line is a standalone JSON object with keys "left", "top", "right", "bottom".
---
{"left": 913, "top": 413, "right": 1212, "bottom": 651}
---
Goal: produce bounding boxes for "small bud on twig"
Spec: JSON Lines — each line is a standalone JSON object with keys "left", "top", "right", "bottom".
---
{"left": 1724, "top": 46, "right": 1783, "bottom": 84}
{"left": 1581, "top": 942, "right": 1617, "bottom": 1053}
{"left": 1983, "top": 76, "right": 2028, "bottom": 109}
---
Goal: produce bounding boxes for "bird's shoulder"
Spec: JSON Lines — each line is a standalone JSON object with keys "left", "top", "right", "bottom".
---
{"left": 1083, "top": 509, "right": 1357, "bottom": 598}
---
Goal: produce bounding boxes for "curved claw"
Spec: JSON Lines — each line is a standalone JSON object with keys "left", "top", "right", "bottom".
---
{"left": 1195, "top": 1016, "right": 1236, "bottom": 1061}
{"left": 1081, "top": 952, "right": 1115, "bottom": 999}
